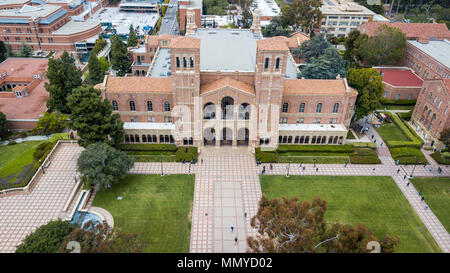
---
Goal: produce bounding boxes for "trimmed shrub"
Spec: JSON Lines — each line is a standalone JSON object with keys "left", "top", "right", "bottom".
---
{"left": 257, "top": 151, "right": 279, "bottom": 163}
{"left": 277, "top": 144, "right": 354, "bottom": 153}
{"left": 7, "top": 140, "right": 16, "bottom": 145}
{"left": 430, "top": 151, "right": 450, "bottom": 165}
{"left": 117, "top": 144, "right": 177, "bottom": 152}
{"left": 33, "top": 141, "right": 55, "bottom": 161}
{"left": 379, "top": 98, "right": 416, "bottom": 106}
{"left": 383, "top": 112, "right": 423, "bottom": 148}
{"left": 350, "top": 155, "right": 381, "bottom": 164}
{"left": 351, "top": 142, "right": 377, "bottom": 149}
{"left": 397, "top": 110, "right": 412, "bottom": 121}
{"left": 175, "top": 146, "right": 198, "bottom": 162}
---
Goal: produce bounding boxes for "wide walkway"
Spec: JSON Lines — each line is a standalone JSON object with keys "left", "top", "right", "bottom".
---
{"left": 0, "top": 143, "right": 83, "bottom": 253}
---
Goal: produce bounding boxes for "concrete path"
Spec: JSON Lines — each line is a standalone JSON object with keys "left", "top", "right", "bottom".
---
{"left": 0, "top": 143, "right": 83, "bottom": 253}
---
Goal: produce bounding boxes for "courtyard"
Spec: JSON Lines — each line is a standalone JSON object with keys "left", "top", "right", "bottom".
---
{"left": 92, "top": 174, "right": 195, "bottom": 252}
{"left": 260, "top": 175, "right": 441, "bottom": 253}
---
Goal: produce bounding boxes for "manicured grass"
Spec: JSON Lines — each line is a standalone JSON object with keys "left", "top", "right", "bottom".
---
{"left": 92, "top": 174, "right": 195, "bottom": 252}
{"left": 260, "top": 175, "right": 441, "bottom": 253}
{"left": 0, "top": 141, "right": 44, "bottom": 190}
{"left": 430, "top": 151, "right": 450, "bottom": 165}
{"left": 410, "top": 177, "right": 450, "bottom": 233}
{"left": 376, "top": 123, "right": 409, "bottom": 141}
{"left": 377, "top": 104, "right": 414, "bottom": 111}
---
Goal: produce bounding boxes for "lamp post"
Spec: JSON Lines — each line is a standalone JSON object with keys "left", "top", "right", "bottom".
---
{"left": 410, "top": 156, "right": 417, "bottom": 178}
{"left": 313, "top": 158, "right": 316, "bottom": 168}
{"left": 160, "top": 152, "right": 164, "bottom": 176}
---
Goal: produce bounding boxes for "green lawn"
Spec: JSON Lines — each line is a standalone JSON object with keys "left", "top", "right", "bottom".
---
{"left": 92, "top": 174, "right": 195, "bottom": 252}
{"left": 410, "top": 177, "right": 450, "bottom": 233}
{"left": 0, "top": 141, "right": 44, "bottom": 190}
{"left": 376, "top": 123, "right": 409, "bottom": 141}
{"left": 260, "top": 175, "right": 441, "bottom": 253}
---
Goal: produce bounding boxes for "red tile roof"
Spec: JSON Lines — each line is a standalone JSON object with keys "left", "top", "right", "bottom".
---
{"left": 169, "top": 36, "right": 200, "bottom": 49}
{"left": 284, "top": 79, "right": 357, "bottom": 96}
{"left": 0, "top": 58, "right": 48, "bottom": 77}
{"left": 357, "top": 22, "right": 450, "bottom": 41}
{"left": 200, "top": 77, "right": 255, "bottom": 95}
{"left": 377, "top": 68, "right": 423, "bottom": 87}
{"left": 104, "top": 76, "right": 173, "bottom": 93}
{"left": 257, "top": 36, "right": 290, "bottom": 51}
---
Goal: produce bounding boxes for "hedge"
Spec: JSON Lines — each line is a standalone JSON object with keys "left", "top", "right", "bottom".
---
{"left": 383, "top": 112, "right": 423, "bottom": 148}
{"left": 397, "top": 110, "right": 412, "bottom": 121}
{"left": 117, "top": 144, "right": 178, "bottom": 152}
{"left": 379, "top": 98, "right": 416, "bottom": 106}
{"left": 276, "top": 144, "right": 354, "bottom": 153}
{"left": 349, "top": 155, "right": 381, "bottom": 164}
{"left": 175, "top": 147, "right": 198, "bottom": 162}
{"left": 351, "top": 142, "right": 377, "bottom": 149}
{"left": 430, "top": 151, "right": 450, "bottom": 165}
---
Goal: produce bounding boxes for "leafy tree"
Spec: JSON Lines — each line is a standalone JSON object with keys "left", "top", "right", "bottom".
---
{"left": 6, "top": 43, "right": 13, "bottom": 57}
{"left": 280, "top": 0, "right": 322, "bottom": 35}
{"left": 99, "top": 56, "right": 110, "bottom": 74}
{"left": 67, "top": 85, "right": 124, "bottom": 147}
{"left": 88, "top": 53, "right": 104, "bottom": 85}
{"left": 15, "top": 220, "right": 75, "bottom": 253}
{"left": 293, "top": 35, "right": 331, "bottom": 63}
{"left": 59, "top": 221, "right": 145, "bottom": 253}
{"left": 262, "top": 16, "right": 292, "bottom": 37}
{"left": 247, "top": 196, "right": 399, "bottom": 253}
{"left": 77, "top": 142, "right": 133, "bottom": 189}
{"left": 358, "top": 25, "right": 407, "bottom": 66}
{"left": 0, "top": 41, "right": 7, "bottom": 62}
{"left": 32, "top": 112, "right": 67, "bottom": 135}
{"left": 110, "top": 35, "right": 131, "bottom": 76}
{"left": 127, "top": 24, "right": 139, "bottom": 47}
{"left": 45, "top": 51, "right": 82, "bottom": 114}
{"left": 346, "top": 68, "right": 384, "bottom": 120}
{"left": 18, "top": 43, "right": 32, "bottom": 57}
{"left": 343, "top": 30, "right": 361, "bottom": 65}
{"left": 439, "top": 128, "right": 450, "bottom": 148}
{"left": 300, "top": 47, "right": 347, "bottom": 79}
{"left": 91, "top": 35, "right": 107, "bottom": 55}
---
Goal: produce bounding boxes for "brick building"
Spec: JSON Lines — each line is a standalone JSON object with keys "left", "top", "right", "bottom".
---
{"left": 0, "top": 58, "right": 49, "bottom": 130}
{"left": 375, "top": 67, "right": 423, "bottom": 101}
{"left": 411, "top": 79, "right": 450, "bottom": 148}
{"left": 178, "top": 0, "right": 202, "bottom": 34}
{"left": 98, "top": 13, "right": 358, "bottom": 150}
{"left": 0, "top": 3, "right": 102, "bottom": 52}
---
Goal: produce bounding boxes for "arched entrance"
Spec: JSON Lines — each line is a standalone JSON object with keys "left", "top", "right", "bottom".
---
{"left": 203, "top": 102, "right": 216, "bottom": 119}
{"left": 204, "top": 128, "right": 215, "bottom": 146}
{"left": 221, "top": 96, "right": 234, "bottom": 120}
{"left": 237, "top": 128, "right": 249, "bottom": 146}
{"left": 221, "top": 127, "right": 233, "bottom": 146}
{"left": 239, "top": 103, "right": 250, "bottom": 120}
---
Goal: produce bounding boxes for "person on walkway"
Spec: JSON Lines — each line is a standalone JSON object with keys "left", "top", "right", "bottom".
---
{"left": 397, "top": 169, "right": 400, "bottom": 174}
{"left": 316, "top": 167, "right": 318, "bottom": 172}
{"left": 429, "top": 167, "right": 433, "bottom": 172}
{"left": 201, "top": 159, "right": 203, "bottom": 164}
{"left": 244, "top": 212, "right": 247, "bottom": 218}
{"left": 235, "top": 237, "right": 238, "bottom": 245}
{"left": 231, "top": 226, "right": 234, "bottom": 232}
{"left": 303, "top": 166, "right": 306, "bottom": 171}
{"left": 380, "top": 142, "right": 383, "bottom": 147}
{"left": 406, "top": 182, "right": 410, "bottom": 186}
{"left": 419, "top": 190, "right": 422, "bottom": 196}
{"left": 270, "top": 164, "right": 273, "bottom": 170}
{"left": 344, "top": 163, "right": 347, "bottom": 168}
{"left": 421, "top": 196, "right": 425, "bottom": 202}
{"left": 425, "top": 205, "right": 429, "bottom": 210}
{"left": 371, "top": 134, "right": 374, "bottom": 139}
{"left": 403, "top": 175, "right": 407, "bottom": 180}
{"left": 423, "top": 162, "right": 427, "bottom": 168}
{"left": 372, "top": 168, "right": 376, "bottom": 173}
{"left": 374, "top": 139, "right": 377, "bottom": 144}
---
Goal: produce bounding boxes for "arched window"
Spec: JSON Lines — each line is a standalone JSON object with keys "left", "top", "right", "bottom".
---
{"left": 164, "top": 101, "right": 170, "bottom": 112}
{"left": 183, "top": 57, "right": 187, "bottom": 68}
{"left": 282, "top": 102, "right": 288, "bottom": 113}
{"left": 299, "top": 103, "right": 305, "bottom": 113}
{"left": 333, "top": 103, "right": 339, "bottom": 113}
{"left": 264, "top": 58, "right": 269, "bottom": 69}
{"left": 147, "top": 101, "right": 152, "bottom": 111}
{"left": 176, "top": 57, "right": 180, "bottom": 68}
{"left": 275, "top": 58, "right": 280, "bottom": 69}
{"left": 190, "top": 57, "right": 194, "bottom": 67}
{"left": 316, "top": 103, "right": 322, "bottom": 113}
{"left": 129, "top": 101, "right": 136, "bottom": 111}
{"left": 112, "top": 100, "right": 118, "bottom": 111}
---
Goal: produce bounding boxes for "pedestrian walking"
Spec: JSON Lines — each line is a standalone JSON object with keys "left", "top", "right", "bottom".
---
{"left": 303, "top": 166, "right": 306, "bottom": 171}
{"left": 380, "top": 142, "right": 383, "bottom": 147}
{"left": 374, "top": 139, "right": 377, "bottom": 144}
{"left": 234, "top": 237, "right": 238, "bottom": 245}
{"left": 429, "top": 167, "right": 433, "bottom": 172}
{"left": 372, "top": 168, "right": 376, "bottom": 173}
{"left": 419, "top": 190, "right": 422, "bottom": 196}
{"left": 344, "top": 163, "right": 347, "bottom": 168}
{"left": 421, "top": 196, "right": 425, "bottom": 202}
{"left": 423, "top": 162, "right": 427, "bottom": 168}
{"left": 316, "top": 167, "right": 318, "bottom": 172}
{"left": 371, "top": 134, "right": 374, "bottom": 139}
{"left": 231, "top": 226, "right": 234, "bottom": 232}
{"left": 406, "top": 182, "right": 410, "bottom": 186}
{"left": 270, "top": 164, "right": 273, "bottom": 170}
{"left": 425, "top": 205, "right": 429, "bottom": 210}
{"left": 74, "top": 176, "right": 77, "bottom": 183}
{"left": 397, "top": 169, "right": 400, "bottom": 174}
{"left": 201, "top": 159, "right": 203, "bottom": 164}
{"left": 244, "top": 212, "right": 247, "bottom": 218}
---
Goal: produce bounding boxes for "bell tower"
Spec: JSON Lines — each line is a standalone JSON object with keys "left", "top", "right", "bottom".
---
{"left": 250, "top": 9, "right": 262, "bottom": 37}
{"left": 185, "top": 9, "right": 197, "bottom": 36}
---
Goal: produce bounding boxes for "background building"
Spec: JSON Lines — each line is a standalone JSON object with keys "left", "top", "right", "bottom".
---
{"left": 375, "top": 67, "right": 423, "bottom": 101}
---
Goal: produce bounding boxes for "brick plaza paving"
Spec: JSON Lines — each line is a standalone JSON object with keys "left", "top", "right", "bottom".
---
{"left": 0, "top": 144, "right": 83, "bottom": 253}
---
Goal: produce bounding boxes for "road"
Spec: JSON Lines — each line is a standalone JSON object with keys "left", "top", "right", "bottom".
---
{"left": 159, "top": 0, "right": 179, "bottom": 35}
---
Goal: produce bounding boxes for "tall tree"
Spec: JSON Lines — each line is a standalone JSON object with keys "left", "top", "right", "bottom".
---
{"left": 15, "top": 220, "right": 75, "bottom": 253}
{"left": 346, "top": 68, "right": 384, "bottom": 120}
{"left": 247, "top": 196, "right": 399, "bottom": 253}
{"left": 0, "top": 41, "right": 7, "bottom": 62}
{"left": 32, "top": 112, "right": 67, "bottom": 136}
{"left": 293, "top": 35, "right": 331, "bottom": 63}
{"left": 110, "top": 35, "right": 131, "bottom": 76}
{"left": 18, "top": 43, "right": 32, "bottom": 57}
{"left": 88, "top": 53, "right": 104, "bottom": 85}
{"left": 343, "top": 30, "right": 361, "bottom": 65}
{"left": 59, "top": 221, "right": 145, "bottom": 253}
{"left": 91, "top": 35, "right": 107, "bottom": 55}
{"left": 262, "top": 16, "right": 292, "bottom": 37}
{"left": 280, "top": 0, "right": 322, "bottom": 35}
{"left": 67, "top": 86, "right": 124, "bottom": 147}
{"left": 0, "top": 112, "right": 6, "bottom": 139}
{"left": 358, "top": 25, "right": 407, "bottom": 66}
{"left": 300, "top": 47, "right": 347, "bottom": 79}
{"left": 45, "top": 51, "right": 82, "bottom": 114}
{"left": 439, "top": 128, "right": 450, "bottom": 148}
{"left": 127, "top": 24, "right": 139, "bottom": 47}
{"left": 77, "top": 142, "right": 133, "bottom": 189}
